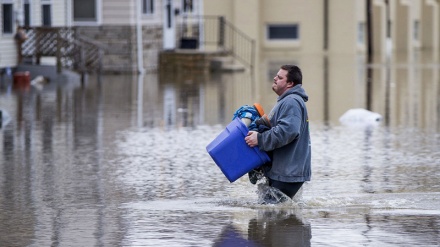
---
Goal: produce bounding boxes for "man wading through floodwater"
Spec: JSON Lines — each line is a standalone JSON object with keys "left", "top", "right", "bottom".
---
{"left": 245, "top": 65, "right": 311, "bottom": 204}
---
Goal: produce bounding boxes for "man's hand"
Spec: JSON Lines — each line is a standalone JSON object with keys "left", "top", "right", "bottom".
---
{"left": 245, "top": 131, "right": 258, "bottom": 147}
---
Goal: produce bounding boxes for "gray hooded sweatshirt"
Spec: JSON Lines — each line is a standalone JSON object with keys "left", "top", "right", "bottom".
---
{"left": 257, "top": 84, "right": 311, "bottom": 183}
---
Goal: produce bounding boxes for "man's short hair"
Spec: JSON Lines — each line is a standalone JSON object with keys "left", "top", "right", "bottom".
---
{"left": 281, "top": 65, "right": 302, "bottom": 85}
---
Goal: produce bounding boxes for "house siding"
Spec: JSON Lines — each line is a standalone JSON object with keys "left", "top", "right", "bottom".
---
{"left": 32, "top": 0, "right": 42, "bottom": 26}
{"left": 52, "top": 0, "right": 67, "bottom": 26}
{"left": 102, "top": 0, "right": 135, "bottom": 25}
{"left": 0, "top": 39, "right": 17, "bottom": 68}
{"left": 328, "top": 0, "right": 358, "bottom": 55}
{"left": 260, "top": 0, "right": 325, "bottom": 54}
{"left": 1, "top": 1, "right": 17, "bottom": 68}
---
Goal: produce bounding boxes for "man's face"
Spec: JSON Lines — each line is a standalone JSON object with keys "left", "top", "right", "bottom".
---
{"left": 272, "top": 69, "right": 291, "bottom": 96}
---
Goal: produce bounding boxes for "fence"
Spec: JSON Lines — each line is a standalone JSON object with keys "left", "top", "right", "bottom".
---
{"left": 20, "top": 26, "right": 104, "bottom": 74}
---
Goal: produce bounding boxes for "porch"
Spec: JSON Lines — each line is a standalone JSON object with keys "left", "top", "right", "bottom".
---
{"left": 15, "top": 16, "right": 255, "bottom": 76}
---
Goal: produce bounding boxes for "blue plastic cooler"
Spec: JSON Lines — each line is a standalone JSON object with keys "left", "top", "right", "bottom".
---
{"left": 206, "top": 118, "right": 271, "bottom": 182}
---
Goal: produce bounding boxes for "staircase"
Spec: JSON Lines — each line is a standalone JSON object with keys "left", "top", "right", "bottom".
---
{"left": 210, "top": 56, "right": 246, "bottom": 72}
{"left": 19, "top": 26, "right": 104, "bottom": 75}
{"left": 178, "top": 15, "right": 255, "bottom": 73}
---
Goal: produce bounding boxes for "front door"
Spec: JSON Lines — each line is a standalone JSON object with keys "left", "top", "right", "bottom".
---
{"left": 163, "top": 0, "right": 175, "bottom": 50}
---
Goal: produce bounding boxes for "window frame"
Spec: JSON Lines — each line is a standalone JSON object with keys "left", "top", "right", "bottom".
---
{"left": 182, "top": 0, "right": 193, "bottom": 14}
{"left": 142, "top": 0, "right": 154, "bottom": 15}
{"left": 2, "top": 1, "right": 14, "bottom": 35}
{"left": 357, "top": 22, "right": 365, "bottom": 45}
{"left": 24, "top": 0, "right": 31, "bottom": 27}
{"left": 42, "top": 3, "right": 52, "bottom": 26}
{"left": 413, "top": 20, "right": 419, "bottom": 41}
{"left": 266, "top": 24, "right": 300, "bottom": 41}
{"left": 72, "top": 0, "right": 102, "bottom": 26}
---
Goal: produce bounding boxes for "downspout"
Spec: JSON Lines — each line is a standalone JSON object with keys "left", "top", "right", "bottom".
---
{"left": 323, "top": 0, "right": 329, "bottom": 124}
{"left": 323, "top": 0, "right": 329, "bottom": 51}
{"left": 366, "top": 0, "right": 373, "bottom": 62}
{"left": 198, "top": 0, "right": 204, "bottom": 50}
{"left": 366, "top": 0, "right": 373, "bottom": 110}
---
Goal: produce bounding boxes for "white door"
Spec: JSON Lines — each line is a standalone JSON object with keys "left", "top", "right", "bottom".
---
{"left": 163, "top": 0, "right": 175, "bottom": 50}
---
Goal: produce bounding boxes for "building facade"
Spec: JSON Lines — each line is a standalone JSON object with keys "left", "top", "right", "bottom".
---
{"left": 0, "top": 0, "right": 203, "bottom": 72}
{"left": 204, "top": 0, "right": 439, "bottom": 61}
{"left": 1, "top": 0, "right": 439, "bottom": 72}
{"left": 1, "top": 0, "right": 67, "bottom": 70}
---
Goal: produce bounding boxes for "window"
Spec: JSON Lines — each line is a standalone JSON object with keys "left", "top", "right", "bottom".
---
{"left": 73, "top": 0, "right": 97, "bottom": 22}
{"left": 413, "top": 20, "right": 419, "bottom": 41}
{"left": 24, "top": 0, "right": 30, "bottom": 26}
{"left": 358, "top": 22, "right": 365, "bottom": 45}
{"left": 142, "top": 0, "right": 154, "bottom": 15}
{"left": 42, "top": 4, "right": 51, "bottom": 26}
{"left": 2, "top": 3, "right": 13, "bottom": 34}
{"left": 182, "top": 0, "right": 193, "bottom": 13}
{"left": 267, "top": 24, "right": 299, "bottom": 40}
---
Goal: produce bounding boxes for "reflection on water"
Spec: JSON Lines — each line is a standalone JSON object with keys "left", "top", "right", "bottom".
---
{"left": 214, "top": 209, "right": 311, "bottom": 247}
{"left": 0, "top": 52, "right": 439, "bottom": 246}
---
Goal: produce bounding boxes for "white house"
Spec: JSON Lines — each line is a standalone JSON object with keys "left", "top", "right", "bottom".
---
{"left": 1, "top": 0, "right": 203, "bottom": 73}
{"left": 1, "top": 0, "right": 68, "bottom": 70}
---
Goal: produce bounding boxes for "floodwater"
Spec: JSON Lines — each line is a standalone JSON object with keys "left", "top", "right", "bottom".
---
{"left": 0, "top": 52, "right": 439, "bottom": 246}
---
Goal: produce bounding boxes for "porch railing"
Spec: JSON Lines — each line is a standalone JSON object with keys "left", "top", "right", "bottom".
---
{"left": 20, "top": 26, "right": 104, "bottom": 74}
{"left": 178, "top": 15, "right": 256, "bottom": 71}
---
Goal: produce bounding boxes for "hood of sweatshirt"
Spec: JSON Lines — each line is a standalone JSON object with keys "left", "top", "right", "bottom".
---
{"left": 278, "top": 84, "right": 309, "bottom": 102}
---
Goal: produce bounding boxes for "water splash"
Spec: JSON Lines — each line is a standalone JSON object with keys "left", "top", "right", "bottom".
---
{"left": 256, "top": 183, "right": 292, "bottom": 205}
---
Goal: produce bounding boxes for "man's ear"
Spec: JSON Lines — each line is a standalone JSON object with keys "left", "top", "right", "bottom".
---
{"left": 288, "top": 81, "right": 295, "bottom": 88}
